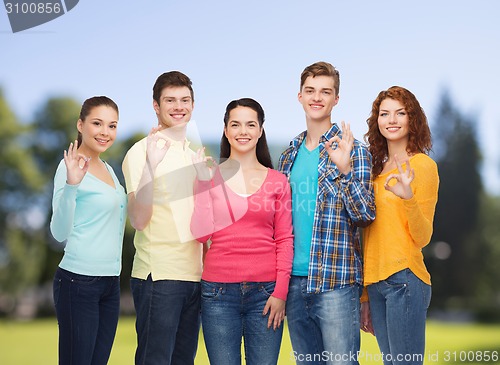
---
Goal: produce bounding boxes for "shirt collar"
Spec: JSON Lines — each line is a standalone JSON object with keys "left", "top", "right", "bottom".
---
{"left": 291, "top": 123, "right": 341, "bottom": 148}
{"left": 157, "top": 130, "right": 191, "bottom": 149}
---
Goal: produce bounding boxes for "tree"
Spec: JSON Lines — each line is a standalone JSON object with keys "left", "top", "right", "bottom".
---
{"left": 425, "top": 89, "right": 483, "bottom": 309}
{"left": 474, "top": 194, "right": 500, "bottom": 321}
{"left": 0, "top": 88, "right": 45, "bottom": 308}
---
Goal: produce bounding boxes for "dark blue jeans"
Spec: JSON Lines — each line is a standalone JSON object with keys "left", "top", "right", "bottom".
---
{"left": 131, "top": 276, "right": 201, "bottom": 365}
{"left": 201, "top": 281, "right": 283, "bottom": 365}
{"left": 53, "top": 267, "right": 120, "bottom": 365}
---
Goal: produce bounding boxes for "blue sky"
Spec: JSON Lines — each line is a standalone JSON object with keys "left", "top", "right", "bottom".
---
{"left": 1, "top": 0, "right": 499, "bottom": 193}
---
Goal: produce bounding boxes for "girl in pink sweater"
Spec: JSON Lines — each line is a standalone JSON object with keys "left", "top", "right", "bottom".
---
{"left": 191, "top": 98, "right": 293, "bottom": 365}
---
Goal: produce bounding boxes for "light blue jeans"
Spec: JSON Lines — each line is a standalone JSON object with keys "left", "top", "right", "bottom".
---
{"left": 367, "top": 269, "right": 432, "bottom": 365}
{"left": 201, "top": 280, "right": 283, "bottom": 365}
{"left": 287, "top": 276, "right": 361, "bottom": 365}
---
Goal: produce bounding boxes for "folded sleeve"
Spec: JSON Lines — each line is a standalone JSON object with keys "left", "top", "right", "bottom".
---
{"left": 50, "top": 162, "right": 78, "bottom": 242}
{"left": 272, "top": 174, "right": 294, "bottom": 301}
{"left": 190, "top": 178, "right": 215, "bottom": 243}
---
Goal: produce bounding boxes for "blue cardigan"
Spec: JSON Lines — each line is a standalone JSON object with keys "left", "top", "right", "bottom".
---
{"left": 50, "top": 160, "right": 127, "bottom": 276}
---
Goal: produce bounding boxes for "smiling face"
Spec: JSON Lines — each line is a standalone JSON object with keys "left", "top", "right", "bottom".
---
{"left": 224, "top": 106, "right": 263, "bottom": 157}
{"left": 377, "top": 98, "right": 410, "bottom": 145}
{"left": 153, "top": 86, "right": 194, "bottom": 129}
{"left": 298, "top": 75, "right": 339, "bottom": 123}
{"left": 77, "top": 105, "right": 118, "bottom": 155}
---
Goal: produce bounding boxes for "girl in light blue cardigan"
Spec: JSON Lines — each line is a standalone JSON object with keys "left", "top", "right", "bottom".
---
{"left": 50, "top": 96, "right": 127, "bottom": 365}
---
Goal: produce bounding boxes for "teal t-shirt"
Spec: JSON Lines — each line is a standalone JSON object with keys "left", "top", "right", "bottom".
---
{"left": 289, "top": 142, "right": 319, "bottom": 276}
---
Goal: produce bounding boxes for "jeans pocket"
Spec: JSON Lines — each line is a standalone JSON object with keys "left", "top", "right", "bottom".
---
{"left": 59, "top": 268, "right": 99, "bottom": 285}
{"left": 384, "top": 269, "right": 408, "bottom": 288}
{"left": 53, "top": 276, "right": 62, "bottom": 307}
{"left": 72, "top": 275, "right": 99, "bottom": 285}
{"left": 259, "top": 281, "right": 276, "bottom": 297}
{"left": 130, "top": 277, "right": 143, "bottom": 291}
{"left": 201, "top": 281, "right": 223, "bottom": 300}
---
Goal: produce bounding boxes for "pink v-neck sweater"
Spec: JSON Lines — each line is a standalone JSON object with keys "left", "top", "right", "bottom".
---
{"left": 190, "top": 169, "right": 294, "bottom": 300}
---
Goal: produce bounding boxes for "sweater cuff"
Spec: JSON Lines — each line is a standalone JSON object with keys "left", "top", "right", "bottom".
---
{"left": 194, "top": 178, "right": 213, "bottom": 193}
{"left": 402, "top": 194, "right": 418, "bottom": 208}
{"left": 63, "top": 182, "right": 80, "bottom": 196}
{"left": 272, "top": 272, "right": 291, "bottom": 301}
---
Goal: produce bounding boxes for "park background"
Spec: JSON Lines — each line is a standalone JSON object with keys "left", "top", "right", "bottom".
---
{"left": 1, "top": 0, "right": 500, "bottom": 364}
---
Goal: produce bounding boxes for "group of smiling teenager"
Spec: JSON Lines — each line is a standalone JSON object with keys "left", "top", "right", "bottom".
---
{"left": 49, "top": 61, "right": 439, "bottom": 365}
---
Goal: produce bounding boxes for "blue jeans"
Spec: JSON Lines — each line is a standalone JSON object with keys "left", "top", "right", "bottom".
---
{"left": 53, "top": 267, "right": 120, "bottom": 365}
{"left": 287, "top": 276, "right": 361, "bottom": 365}
{"left": 131, "top": 276, "right": 201, "bottom": 365}
{"left": 367, "top": 269, "right": 431, "bottom": 365}
{"left": 201, "top": 280, "right": 283, "bottom": 365}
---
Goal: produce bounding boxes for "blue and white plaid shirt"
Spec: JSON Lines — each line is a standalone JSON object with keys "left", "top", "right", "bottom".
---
{"left": 278, "top": 124, "right": 375, "bottom": 293}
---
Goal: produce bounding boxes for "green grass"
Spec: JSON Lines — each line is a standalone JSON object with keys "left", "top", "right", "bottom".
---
{"left": 0, "top": 317, "right": 499, "bottom": 364}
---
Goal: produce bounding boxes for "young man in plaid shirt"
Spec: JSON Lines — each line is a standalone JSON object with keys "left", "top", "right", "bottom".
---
{"left": 278, "top": 61, "right": 375, "bottom": 365}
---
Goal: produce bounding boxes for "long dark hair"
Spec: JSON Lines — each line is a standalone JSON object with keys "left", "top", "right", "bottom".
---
{"left": 220, "top": 98, "right": 273, "bottom": 169}
{"left": 77, "top": 96, "right": 119, "bottom": 145}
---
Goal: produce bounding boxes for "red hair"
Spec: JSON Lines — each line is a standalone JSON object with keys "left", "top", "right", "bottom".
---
{"left": 364, "top": 86, "right": 432, "bottom": 176}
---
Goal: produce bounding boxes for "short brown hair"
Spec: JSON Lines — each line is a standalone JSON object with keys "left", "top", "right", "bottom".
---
{"left": 300, "top": 61, "right": 340, "bottom": 96}
{"left": 153, "top": 71, "right": 194, "bottom": 103}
